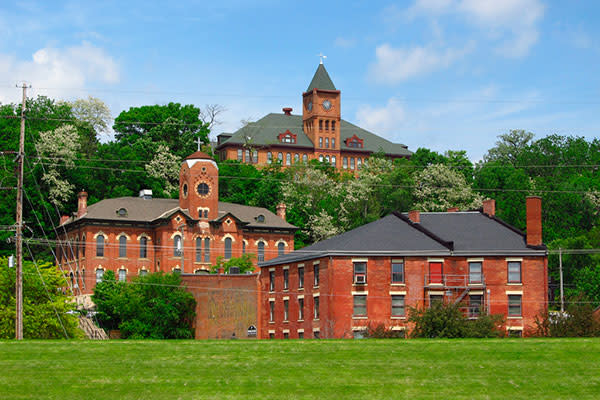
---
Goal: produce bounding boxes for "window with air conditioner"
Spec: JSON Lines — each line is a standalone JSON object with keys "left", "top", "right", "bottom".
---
{"left": 353, "top": 262, "right": 367, "bottom": 284}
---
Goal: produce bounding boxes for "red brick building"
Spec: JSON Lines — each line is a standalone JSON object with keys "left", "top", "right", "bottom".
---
{"left": 259, "top": 197, "right": 548, "bottom": 339}
{"left": 57, "top": 151, "right": 296, "bottom": 295}
{"left": 215, "top": 62, "right": 412, "bottom": 169}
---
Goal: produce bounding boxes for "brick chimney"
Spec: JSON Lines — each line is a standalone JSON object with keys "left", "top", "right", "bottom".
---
{"left": 276, "top": 203, "right": 287, "bottom": 221}
{"left": 408, "top": 210, "right": 420, "bottom": 224}
{"left": 447, "top": 207, "right": 459, "bottom": 213}
{"left": 526, "top": 196, "right": 542, "bottom": 246}
{"left": 482, "top": 199, "right": 496, "bottom": 216}
{"left": 77, "top": 191, "right": 88, "bottom": 218}
{"left": 282, "top": 107, "right": 292, "bottom": 116}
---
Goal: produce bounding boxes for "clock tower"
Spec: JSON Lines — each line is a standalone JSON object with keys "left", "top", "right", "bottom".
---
{"left": 302, "top": 62, "right": 341, "bottom": 151}
{"left": 179, "top": 151, "right": 219, "bottom": 220}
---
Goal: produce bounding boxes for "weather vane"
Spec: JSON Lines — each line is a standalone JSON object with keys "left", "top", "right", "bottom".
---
{"left": 318, "top": 52, "right": 327, "bottom": 64}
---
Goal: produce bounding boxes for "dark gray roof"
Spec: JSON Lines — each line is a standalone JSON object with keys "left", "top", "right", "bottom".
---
{"left": 307, "top": 64, "right": 336, "bottom": 91}
{"left": 63, "top": 197, "right": 296, "bottom": 230}
{"left": 259, "top": 212, "right": 545, "bottom": 267}
{"left": 216, "top": 113, "right": 412, "bottom": 157}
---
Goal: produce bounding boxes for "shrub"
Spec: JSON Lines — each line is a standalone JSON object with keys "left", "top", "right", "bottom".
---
{"left": 363, "top": 323, "right": 405, "bottom": 339}
{"left": 533, "top": 298, "right": 600, "bottom": 337}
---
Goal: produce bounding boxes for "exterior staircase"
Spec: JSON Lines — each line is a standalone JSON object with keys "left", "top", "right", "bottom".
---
{"left": 78, "top": 316, "right": 108, "bottom": 340}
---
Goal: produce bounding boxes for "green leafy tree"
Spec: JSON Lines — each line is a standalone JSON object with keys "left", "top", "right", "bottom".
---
{"left": 414, "top": 164, "right": 483, "bottom": 211}
{"left": 92, "top": 271, "right": 196, "bottom": 339}
{"left": 0, "top": 258, "right": 80, "bottom": 339}
{"left": 211, "top": 254, "right": 256, "bottom": 274}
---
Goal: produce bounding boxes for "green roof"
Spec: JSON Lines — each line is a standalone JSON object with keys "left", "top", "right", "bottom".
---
{"left": 216, "top": 113, "right": 412, "bottom": 157}
{"left": 306, "top": 64, "right": 336, "bottom": 92}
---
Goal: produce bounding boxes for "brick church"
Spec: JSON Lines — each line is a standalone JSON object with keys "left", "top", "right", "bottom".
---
{"left": 215, "top": 62, "right": 412, "bottom": 169}
{"left": 57, "top": 151, "right": 296, "bottom": 295}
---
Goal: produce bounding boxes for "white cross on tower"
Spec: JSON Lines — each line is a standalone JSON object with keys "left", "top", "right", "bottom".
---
{"left": 318, "top": 52, "right": 327, "bottom": 64}
{"left": 196, "top": 136, "right": 202, "bottom": 151}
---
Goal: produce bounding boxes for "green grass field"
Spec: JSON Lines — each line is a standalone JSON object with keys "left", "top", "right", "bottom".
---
{"left": 1, "top": 339, "right": 599, "bottom": 399}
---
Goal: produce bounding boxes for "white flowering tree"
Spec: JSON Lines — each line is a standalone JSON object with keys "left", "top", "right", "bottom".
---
{"left": 414, "top": 163, "right": 483, "bottom": 212}
{"left": 35, "top": 125, "right": 81, "bottom": 207}
{"left": 145, "top": 144, "right": 181, "bottom": 195}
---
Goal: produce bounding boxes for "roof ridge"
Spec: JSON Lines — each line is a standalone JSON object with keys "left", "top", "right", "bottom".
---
{"left": 392, "top": 211, "right": 454, "bottom": 250}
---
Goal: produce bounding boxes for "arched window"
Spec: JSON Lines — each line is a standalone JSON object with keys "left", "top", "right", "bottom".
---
{"left": 140, "top": 237, "right": 148, "bottom": 258}
{"left": 118, "top": 269, "right": 126, "bottom": 282}
{"left": 244, "top": 149, "right": 250, "bottom": 163}
{"left": 350, "top": 158, "right": 355, "bottom": 169}
{"left": 278, "top": 242, "right": 285, "bottom": 256}
{"left": 204, "top": 238, "right": 210, "bottom": 262}
{"left": 258, "top": 241, "right": 265, "bottom": 262}
{"left": 81, "top": 235, "right": 86, "bottom": 257}
{"left": 196, "top": 237, "right": 202, "bottom": 262}
{"left": 75, "top": 236, "right": 79, "bottom": 259}
{"left": 174, "top": 235, "right": 182, "bottom": 257}
{"left": 224, "top": 237, "right": 232, "bottom": 259}
{"left": 332, "top": 156, "right": 337, "bottom": 167}
{"left": 277, "top": 152, "right": 283, "bottom": 162}
{"left": 302, "top": 154, "right": 308, "bottom": 163}
{"left": 237, "top": 149, "right": 243, "bottom": 161}
{"left": 325, "top": 138, "right": 329, "bottom": 148}
{"left": 286, "top": 153, "right": 291, "bottom": 166}
{"left": 267, "top": 152, "right": 272, "bottom": 164}
{"left": 325, "top": 120, "right": 329, "bottom": 131}
{"left": 332, "top": 138, "right": 336, "bottom": 149}
{"left": 294, "top": 153, "right": 299, "bottom": 163}
{"left": 119, "top": 236, "right": 127, "bottom": 258}
{"left": 357, "top": 158, "right": 362, "bottom": 168}
{"left": 319, "top": 137, "right": 323, "bottom": 148}
{"left": 96, "top": 236, "right": 104, "bottom": 257}
{"left": 319, "top": 155, "right": 323, "bottom": 162}
{"left": 325, "top": 155, "right": 330, "bottom": 163}
{"left": 242, "top": 240, "right": 246, "bottom": 254}
{"left": 140, "top": 269, "right": 148, "bottom": 277}
{"left": 96, "top": 268, "right": 104, "bottom": 283}
{"left": 332, "top": 121, "right": 336, "bottom": 132}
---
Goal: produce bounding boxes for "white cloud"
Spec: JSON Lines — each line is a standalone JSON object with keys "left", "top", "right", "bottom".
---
{"left": 369, "top": 42, "right": 473, "bottom": 83}
{"left": 0, "top": 42, "right": 119, "bottom": 104}
{"left": 334, "top": 37, "right": 356, "bottom": 49}
{"left": 355, "top": 98, "right": 406, "bottom": 135}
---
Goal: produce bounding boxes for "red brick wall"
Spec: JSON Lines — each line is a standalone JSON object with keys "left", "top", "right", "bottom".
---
{"left": 260, "top": 255, "right": 548, "bottom": 338}
{"left": 181, "top": 273, "right": 259, "bottom": 339}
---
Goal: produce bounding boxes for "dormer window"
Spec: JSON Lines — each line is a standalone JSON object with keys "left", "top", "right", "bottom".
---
{"left": 345, "top": 135, "right": 364, "bottom": 149}
{"left": 277, "top": 129, "right": 297, "bottom": 144}
{"left": 256, "top": 214, "right": 265, "bottom": 223}
{"left": 117, "top": 208, "right": 128, "bottom": 217}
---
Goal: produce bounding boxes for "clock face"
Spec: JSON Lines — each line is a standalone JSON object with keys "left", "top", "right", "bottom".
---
{"left": 322, "top": 100, "right": 332, "bottom": 110}
{"left": 307, "top": 101, "right": 313, "bottom": 111}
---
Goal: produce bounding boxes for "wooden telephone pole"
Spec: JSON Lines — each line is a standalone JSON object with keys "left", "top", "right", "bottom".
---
{"left": 15, "top": 83, "right": 28, "bottom": 340}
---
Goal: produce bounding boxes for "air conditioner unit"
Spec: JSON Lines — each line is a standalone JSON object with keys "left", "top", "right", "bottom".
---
{"left": 355, "top": 274, "right": 366, "bottom": 284}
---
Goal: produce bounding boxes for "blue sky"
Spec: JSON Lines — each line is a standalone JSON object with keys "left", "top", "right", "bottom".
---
{"left": 0, "top": 0, "right": 598, "bottom": 160}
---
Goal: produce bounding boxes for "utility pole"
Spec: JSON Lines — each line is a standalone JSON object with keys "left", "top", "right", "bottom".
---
{"left": 559, "top": 248, "right": 564, "bottom": 313}
{"left": 15, "top": 82, "right": 28, "bottom": 340}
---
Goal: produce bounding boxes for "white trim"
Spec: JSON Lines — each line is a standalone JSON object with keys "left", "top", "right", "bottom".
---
{"left": 352, "top": 291, "right": 368, "bottom": 295}
{"left": 283, "top": 265, "right": 289, "bottom": 270}
{"left": 221, "top": 233, "right": 235, "bottom": 242}
{"left": 469, "top": 290, "right": 484, "bottom": 295}
{"left": 507, "top": 316, "right": 523, "bottom": 320}
{"left": 170, "top": 231, "right": 182, "bottom": 239}
{"left": 352, "top": 316, "right": 368, "bottom": 320}
{"left": 283, "top": 329, "right": 290, "bottom": 334}
{"left": 269, "top": 267, "right": 275, "bottom": 272}
{"left": 506, "top": 257, "right": 523, "bottom": 262}
{"left": 255, "top": 238, "right": 268, "bottom": 246}
{"left": 428, "top": 258, "right": 444, "bottom": 263}
{"left": 391, "top": 326, "right": 406, "bottom": 331}
{"left": 467, "top": 258, "right": 484, "bottom": 262}
{"left": 283, "top": 296, "right": 289, "bottom": 300}
{"left": 351, "top": 258, "right": 368, "bottom": 263}
{"left": 92, "top": 231, "right": 107, "bottom": 240}
{"left": 389, "top": 291, "right": 407, "bottom": 295}
{"left": 268, "top": 330, "right": 275, "bottom": 334}
{"left": 428, "top": 291, "right": 445, "bottom": 295}
{"left": 351, "top": 326, "right": 367, "bottom": 331}
{"left": 185, "top": 158, "right": 218, "bottom": 169}
{"left": 297, "top": 329, "right": 304, "bottom": 333}
{"left": 313, "top": 293, "right": 320, "bottom": 297}
{"left": 312, "top": 328, "right": 320, "bottom": 332}
{"left": 116, "top": 232, "right": 131, "bottom": 240}
{"left": 137, "top": 233, "right": 151, "bottom": 241}
{"left": 95, "top": 265, "right": 104, "bottom": 271}
{"left": 507, "top": 283, "right": 523, "bottom": 286}
{"left": 297, "top": 295, "right": 304, "bottom": 299}
{"left": 269, "top": 298, "right": 275, "bottom": 302}
{"left": 313, "top": 261, "right": 320, "bottom": 266}
{"left": 506, "top": 326, "right": 523, "bottom": 330}
{"left": 391, "top": 316, "right": 406, "bottom": 320}
{"left": 391, "top": 259, "right": 404, "bottom": 263}
{"left": 297, "top": 263, "right": 305, "bottom": 268}
{"left": 275, "top": 239, "right": 288, "bottom": 247}
{"left": 506, "top": 290, "right": 523, "bottom": 295}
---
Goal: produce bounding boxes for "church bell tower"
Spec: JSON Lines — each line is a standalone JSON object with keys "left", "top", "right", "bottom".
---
{"left": 179, "top": 151, "right": 219, "bottom": 220}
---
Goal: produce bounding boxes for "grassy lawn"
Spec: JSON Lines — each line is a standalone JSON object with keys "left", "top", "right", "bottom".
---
{"left": 0, "top": 338, "right": 599, "bottom": 399}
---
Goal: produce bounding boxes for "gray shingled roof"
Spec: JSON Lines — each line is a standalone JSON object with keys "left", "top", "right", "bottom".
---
{"left": 259, "top": 212, "right": 545, "bottom": 267}
{"left": 63, "top": 197, "right": 296, "bottom": 230}
{"left": 306, "top": 64, "right": 337, "bottom": 91}
{"left": 216, "top": 113, "right": 412, "bottom": 157}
